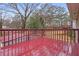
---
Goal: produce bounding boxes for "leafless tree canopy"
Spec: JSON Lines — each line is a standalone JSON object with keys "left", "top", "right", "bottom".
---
{"left": 0, "top": 3, "right": 48, "bottom": 29}
{"left": 0, "top": 3, "right": 70, "bottom": 29}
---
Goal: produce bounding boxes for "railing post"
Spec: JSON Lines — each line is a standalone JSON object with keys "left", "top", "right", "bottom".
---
{"left": 75, "top": 29, "right": 79, "bottom": 43}
{"left": 78, "top": 30, "right": 79, "bottom": 43}
{"left": 72, "top": 29, "right": 79, "bottom": 56}
{"left": 28, "top": 29, "right": 30, "bottom": 55}
{"left": 77, "top": 29, "right": 79, "bottom": 55}
{"left": 28, "top": 30, "right": 29, "bottom": 41}
{"left": 3, "top": 31, "right": 5, "bottom": 56}
{"left": 75, "top": 30, "right": 78, "bottom": 43}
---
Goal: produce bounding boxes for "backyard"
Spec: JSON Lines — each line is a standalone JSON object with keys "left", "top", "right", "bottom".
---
{"left": 0, "top": 3, "right": 79, "bottom": 56}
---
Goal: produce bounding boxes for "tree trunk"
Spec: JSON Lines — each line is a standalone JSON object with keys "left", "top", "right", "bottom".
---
{"left": 21, "top": 18, "right": 26, "bottom": 29}
{"left": 22, "top": 21, "right": 26, "bottom": 29}
{"left": 0, "top": 19, "right": 2, "bottom": 36}
{"left": 40, "top": 17, "right": 45, "bottom": 37}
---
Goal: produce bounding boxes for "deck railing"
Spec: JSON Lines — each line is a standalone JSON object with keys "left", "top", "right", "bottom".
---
{"left": 0, "top": 29, "right": 79, "bottom": 56}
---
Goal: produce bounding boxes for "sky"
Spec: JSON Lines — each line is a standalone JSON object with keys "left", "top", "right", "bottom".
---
{"left": 52, "top": 3, "right": 68, "bottom": 12}
{"left": 0, "top": 3, "right": 69, "bottom": 18}
{"left": 0, "top": 3, "right": 68, "bottom": 11}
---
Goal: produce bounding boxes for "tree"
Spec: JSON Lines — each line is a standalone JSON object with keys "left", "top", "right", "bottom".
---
{"left": 9, "top": 14, "right": 22, "bottom": 29}
{"left": 0, "top": 3, "right": 48, "bottom": 29}
{"left": 0, "top": 3, "right": 71, "bottom": 29}
{"left": 0, "top": 12, "right": 3, "bottom": 36}
{"left": 0, "top": 10, "right": 10, "bottom": 29}
{"left": 32, "top": 5, "right": 71, "bottom": 28}
{"left": 0, "top": 12, "right": 2, "bottom": 29}
{"left": 32, "top": 5, "right": 71, "bottom": 37}
{"left": 27, "top": 15, "right": 43, "bottom": 29}
{"left": 0, "top": 11, "right": 6, "bottom": 36}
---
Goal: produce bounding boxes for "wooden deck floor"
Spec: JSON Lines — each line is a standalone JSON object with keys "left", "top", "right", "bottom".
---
{"left": 0, "top": 37, "right": 74, "bottom": 56}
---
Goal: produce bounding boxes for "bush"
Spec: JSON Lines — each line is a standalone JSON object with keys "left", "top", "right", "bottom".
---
{"left": 27, "top": 16, "right": 43, "bottom": 29}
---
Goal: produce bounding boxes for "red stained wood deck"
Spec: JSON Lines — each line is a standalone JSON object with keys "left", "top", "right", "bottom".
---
{"left": 0, "top": 29, "right": 79, "bottom": 56}
{"left": 0, "top": 37, "right": 78, "bottom": 56}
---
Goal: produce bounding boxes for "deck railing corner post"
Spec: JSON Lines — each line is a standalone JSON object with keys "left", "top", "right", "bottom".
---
{"left": 78, "top": 29, "right": 79, "bottom": 43}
